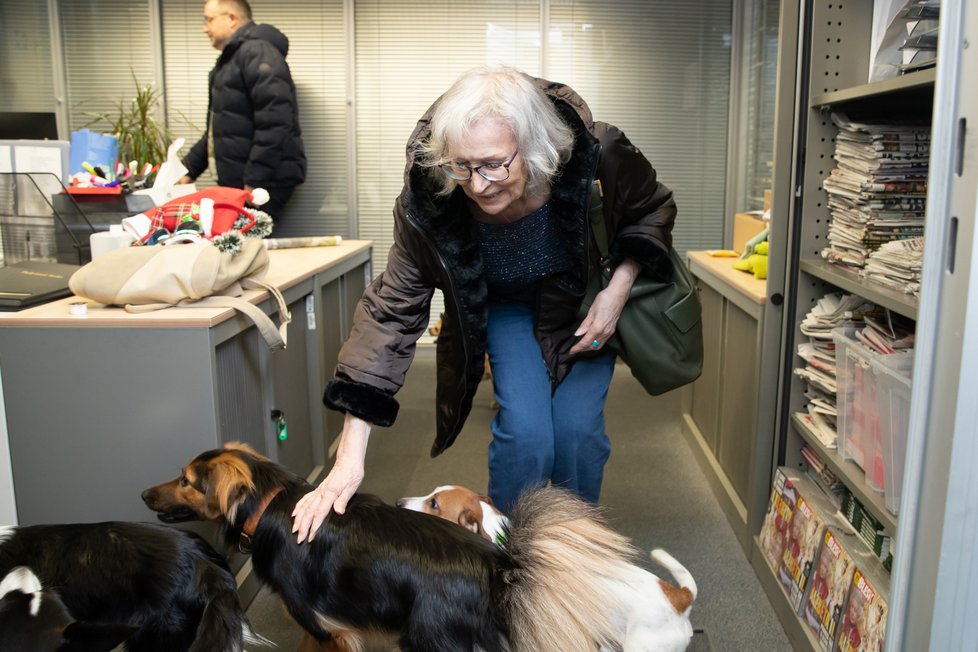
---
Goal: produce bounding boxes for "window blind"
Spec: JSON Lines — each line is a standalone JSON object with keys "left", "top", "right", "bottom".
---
{"left": 354, "top": 0, "right": 541, "bottom": 329}
{"left": 0, "top": 2, "right": 55, "bottom": 113}
{"left": 160, "top": 0, "right": 348, "bottom": 237}
{"left": 547, "top": 0, "right": 732, "bottom": 253}
{"left": 741, "top": 0, "right": 779, "bottom": 212}
{"left": 58, "top": 1, "right": 156, "bottom": 134}
{"left": 6, "top": 0, "right": 731, "bottom": 300}
{"left": 160, "top": 0, "right": 219, "bottom": 190}
{"left": 256, "top": 1, "right": 348, "bottom": 237}
{"left": 354, "top": 1, "right": 542, "bottom": 269}
{"left": 354, "top": 0, "right": 730, "bottom": 331}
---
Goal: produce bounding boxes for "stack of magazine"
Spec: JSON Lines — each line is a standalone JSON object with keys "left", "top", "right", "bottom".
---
{"left": 793, "top": 292, "right": 881, "bottom": 449}
{"left": 821, "top": 113, "right": 929, "bottom": 274}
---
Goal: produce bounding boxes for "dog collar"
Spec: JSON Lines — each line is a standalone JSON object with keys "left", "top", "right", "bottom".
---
{"left": 494, "top": 530, "right": 508, "bottom": 546}
{"left": 238, "top": 487, "right": 284, "bottom": 554}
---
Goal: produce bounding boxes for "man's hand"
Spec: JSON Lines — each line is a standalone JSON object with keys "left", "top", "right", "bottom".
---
{"left": 177, "top": 175, "right": 194, "bottom": 185}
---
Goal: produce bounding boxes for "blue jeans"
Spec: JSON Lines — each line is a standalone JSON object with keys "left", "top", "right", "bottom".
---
{"left": 486, "top": 303, "right": 616, "bottom": 513}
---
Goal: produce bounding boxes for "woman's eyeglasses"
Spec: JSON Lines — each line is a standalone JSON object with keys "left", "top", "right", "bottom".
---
{"left": 441, "top": 149, "right": 519, "bottom": 182}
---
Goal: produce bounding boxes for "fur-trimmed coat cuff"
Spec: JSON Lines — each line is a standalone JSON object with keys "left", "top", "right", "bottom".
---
{"left": 611, "top": 237, "right": 673, "bottom": 282}
{"left": 323, "top": 379, "right": 400, "bottom": 427}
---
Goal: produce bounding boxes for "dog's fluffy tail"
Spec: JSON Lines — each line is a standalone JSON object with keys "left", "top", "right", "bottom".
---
{"left": 499, "top": 486, "right": 638, "bottom": 652}
{"left": 651, "top": 548, "right": 697, "bottom": 613}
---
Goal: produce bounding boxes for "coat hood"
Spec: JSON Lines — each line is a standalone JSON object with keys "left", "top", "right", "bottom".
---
{"left": 227, "top": 22, "right": 289, "bottom": 57}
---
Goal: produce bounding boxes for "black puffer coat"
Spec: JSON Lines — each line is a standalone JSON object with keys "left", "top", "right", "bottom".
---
{"left": 184, "top": 23, "right": 306, "bottom": 190}
{"left": 324, "top": 78, "right": 676, "bottom": 456}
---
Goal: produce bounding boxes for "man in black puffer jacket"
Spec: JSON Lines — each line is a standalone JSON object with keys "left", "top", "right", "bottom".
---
{"left": 180, "top": 0, "right": 306, "bottom": 219}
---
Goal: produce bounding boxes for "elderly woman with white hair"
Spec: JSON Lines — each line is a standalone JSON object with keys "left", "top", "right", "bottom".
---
{"left": 293, "top": 66, "right": 676, "bottom": 541}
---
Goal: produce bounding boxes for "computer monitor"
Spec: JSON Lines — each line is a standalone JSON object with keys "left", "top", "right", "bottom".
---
{"left": 0, "top": 113, "right": 59, "bottom": 140}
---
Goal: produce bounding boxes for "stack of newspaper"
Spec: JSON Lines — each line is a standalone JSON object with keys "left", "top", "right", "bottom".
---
{"left": 793, "top": 292, "right": 881, "bottom": 448}
{"left": 861, "top": 236, "right": 925, "bottom": 297}
{"left": 821, "top": 113, "right": 929, "bottom": 272}
{"left": 853, "top": 312, "right": 915, "bottom": 355}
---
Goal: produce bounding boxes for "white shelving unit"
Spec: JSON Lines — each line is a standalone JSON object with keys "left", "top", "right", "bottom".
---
{"left": 752, "top": 1, "right": 978, "bottom": 649}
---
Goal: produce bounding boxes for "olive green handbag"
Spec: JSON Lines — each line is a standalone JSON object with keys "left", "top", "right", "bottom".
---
{"left": 578, "top": 182, "right": 704, "bottom": 395}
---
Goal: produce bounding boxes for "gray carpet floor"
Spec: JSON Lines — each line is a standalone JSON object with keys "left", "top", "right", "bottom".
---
{"left": 245, "top": 345, "right": 793, "bottom": 651}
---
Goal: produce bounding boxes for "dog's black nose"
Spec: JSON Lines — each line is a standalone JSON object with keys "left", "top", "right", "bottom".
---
{"left": 140, "top": 489, "right": 152, "bottom": 503}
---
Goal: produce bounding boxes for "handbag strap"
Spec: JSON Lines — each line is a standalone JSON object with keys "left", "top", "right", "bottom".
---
{"left": 586, "top": 180, "right": 610, "bottom": 261}
{"left": 122, "top": 278, "right": 292, "bottom": 351}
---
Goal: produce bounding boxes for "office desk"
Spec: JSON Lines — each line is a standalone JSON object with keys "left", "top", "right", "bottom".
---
{"left": 0, "top": 240, "right": 372, "bottom": 526}
{"left": 681, "top": 250, "right": 768, "bottom": 554}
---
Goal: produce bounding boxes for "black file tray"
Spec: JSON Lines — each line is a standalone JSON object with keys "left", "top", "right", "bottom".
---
{"left": 0, "top": 172, "right": 152, "bottom": 266}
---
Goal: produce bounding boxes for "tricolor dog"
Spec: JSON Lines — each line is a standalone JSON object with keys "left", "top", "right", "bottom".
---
{"left": 399, "top": 483, "right": 698, "bottom": 651}
{"left": 396, "top": 484, "right": 509, "bottom": 544}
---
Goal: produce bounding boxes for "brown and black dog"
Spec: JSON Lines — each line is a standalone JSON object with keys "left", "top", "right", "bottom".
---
{"left": 142, "top": 442, "right": 673, "bottom": 652}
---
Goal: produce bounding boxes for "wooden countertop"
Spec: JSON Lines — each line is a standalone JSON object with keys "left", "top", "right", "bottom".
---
{"left": 0, "top": 240, "right": 372, "bottom": 329}
{"left": 687, "top": 250, "right": 767, "bottom": 305}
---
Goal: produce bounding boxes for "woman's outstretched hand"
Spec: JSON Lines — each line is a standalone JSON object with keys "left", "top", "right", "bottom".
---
{"left": 291, "top": 414, "right": 371, "bottom": 543}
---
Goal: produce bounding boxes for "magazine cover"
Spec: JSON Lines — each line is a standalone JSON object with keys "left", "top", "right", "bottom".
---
{"left": 777, "top": 477, "right": 831, "bottom": 610}
{"left": 758, "top": 468, "right": 800, "bottom": 571}
{"left": 835, "top": 568, "right": 889, "bottom": 652}
{"left": 802, "top": 528, "right": 858, "bottom": 651}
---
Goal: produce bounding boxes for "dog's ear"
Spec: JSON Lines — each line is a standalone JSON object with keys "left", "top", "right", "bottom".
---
{"left": 458, "top": 507, "right": 486, "bottom": 538}
{"left": 480, "top": 494, "right": 493, "bottom": 505}
{"left": 203, "top": 455, "right": 255, "bottom": 520}
{"left": 222, "top": 441, "right": 268, "bottom": 460}
{"left": 63, "top": 621, "right": 140, "bottom": 651}
{"left": 0, "top": 566, "right": 42, "bottom": 598}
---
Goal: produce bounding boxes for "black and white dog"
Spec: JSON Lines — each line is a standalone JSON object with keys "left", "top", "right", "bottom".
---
{"left": 0, "top": 522, "right": 262, "bottom": 651}
{"left": 0, "top": 565, "right": 136, "bottom": 651}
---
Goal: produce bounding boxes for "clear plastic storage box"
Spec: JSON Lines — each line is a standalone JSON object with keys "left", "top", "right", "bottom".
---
{"left": 872, "top": 354, "right": 914, "bottom": 515}
{"left": 832, "top": 327, "right": 879, "bottom": 470}
{"left": 832, "top": 326, "right": 913, "bottom": 514}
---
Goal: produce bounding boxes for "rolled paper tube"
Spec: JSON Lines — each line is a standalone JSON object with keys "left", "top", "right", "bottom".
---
{"left": 263, "top": 235, "right": 343, "bottom": 250}
{"left": 199, "top": 198, "right": 215, "bottom": 237}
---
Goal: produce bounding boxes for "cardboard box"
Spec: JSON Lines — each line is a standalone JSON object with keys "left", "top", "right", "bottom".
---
{"left": 764, "top": 188, "right": 772, "bottom": 212}
{"left": 734, "top": 211, "right": 767, "bottom": 254}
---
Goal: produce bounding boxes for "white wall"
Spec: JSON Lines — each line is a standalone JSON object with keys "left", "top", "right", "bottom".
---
{"left": 0, "top": 366, "right": 19, "bottom": 524}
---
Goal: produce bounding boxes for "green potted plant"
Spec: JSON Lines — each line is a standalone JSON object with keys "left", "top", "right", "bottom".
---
{"left": 83, "top": 71, "right": 175, "bottom": 168}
